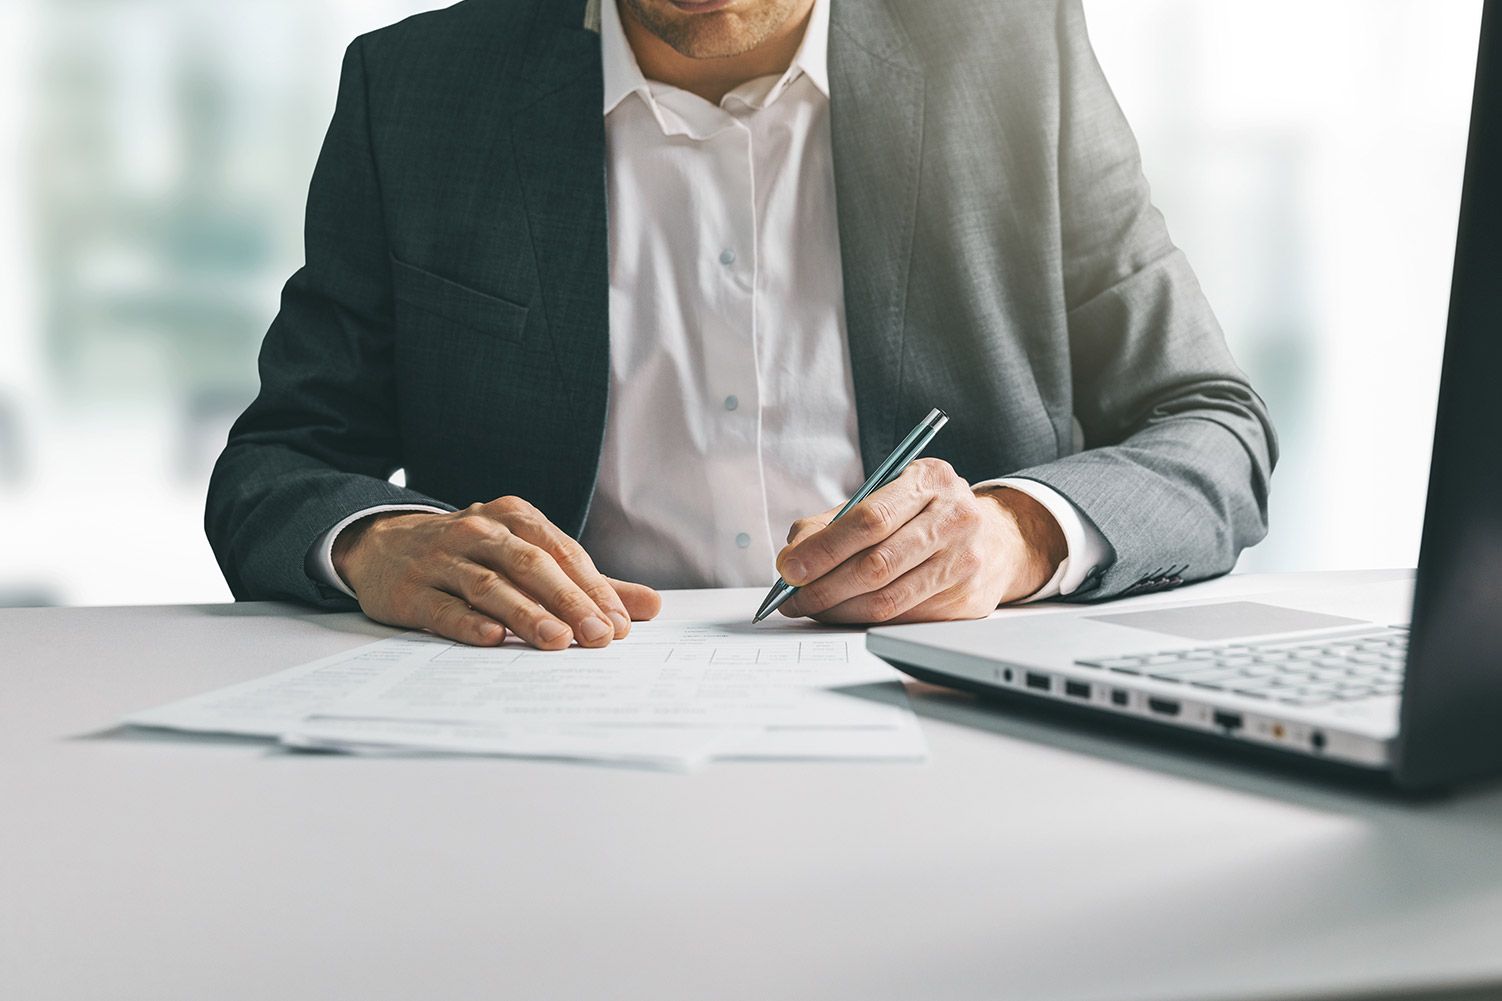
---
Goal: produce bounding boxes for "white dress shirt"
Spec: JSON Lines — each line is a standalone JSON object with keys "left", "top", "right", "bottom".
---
{"left": 310, "top": 0, "right": 1108, "bottom": 600}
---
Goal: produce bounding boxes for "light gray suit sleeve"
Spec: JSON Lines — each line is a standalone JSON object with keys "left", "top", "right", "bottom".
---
{"left": 1006, "top": 0, "right": 1277, "bottom": 600}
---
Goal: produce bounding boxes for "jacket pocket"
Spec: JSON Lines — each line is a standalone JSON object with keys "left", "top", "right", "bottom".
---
{"left": 390, "top": 255, "right": 530, "bottom": 343}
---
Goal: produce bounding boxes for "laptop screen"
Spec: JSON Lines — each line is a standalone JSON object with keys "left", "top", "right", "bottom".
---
{"left": 1396, "top": 0, "right": 1502, "bottom": 789}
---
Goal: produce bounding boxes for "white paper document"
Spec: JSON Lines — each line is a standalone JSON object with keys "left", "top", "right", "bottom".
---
{"left": 280, "top": 720, "right": 744, "bottom": 771}
{"left": 124, "top": 618, "right": 927, "bottom": 768}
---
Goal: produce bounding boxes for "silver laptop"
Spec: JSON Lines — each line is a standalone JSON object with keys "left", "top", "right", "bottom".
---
{"left": 868, "top": 577, "right": 1412, "bottom": 771}
{"left": 868, "top": 2, "right": 1502, "bottom": 792}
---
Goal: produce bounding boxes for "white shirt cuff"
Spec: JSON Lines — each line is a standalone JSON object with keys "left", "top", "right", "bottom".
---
{"left": 305, "top": 504, "right": 448, "bottom": 598}
{"left": 973, "top": 477, "right": 1113, "bottom": 603}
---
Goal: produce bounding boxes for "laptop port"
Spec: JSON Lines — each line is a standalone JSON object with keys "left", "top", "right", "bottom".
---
{"left": 1064, "top": 680, "right": 1091, "bottom": 700}
{"left": 1025, "top": 672, "right": 1051, "bottom": 692}
{"left": 1311, "top": 730, "right": 1327, "bottom": 752}
{"left": 1213, "top": 711, "right": 1243, "bottom": 732}
{"left": 1110, "top": 689, "right": 1130, "bottom": 707}
{"left": 1147, "top": 697, "right": 1181, "bottom": 717}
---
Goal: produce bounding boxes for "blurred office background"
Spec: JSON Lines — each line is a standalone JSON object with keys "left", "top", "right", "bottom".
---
{"left": 0, "top": 0, "right": 1482, "bottom": 607}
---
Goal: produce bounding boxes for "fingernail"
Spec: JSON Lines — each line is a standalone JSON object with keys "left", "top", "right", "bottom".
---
{"left": 608, "top": 611, "right": 631, "bottom": 635}
{"left": 538, "top": 620, "right": 571, "bottom": 644}
{"left": 481, "top": 623, "right": 505, "bottom": 642}
{"left": 579, "top": 616, "right": 612, "bottom": 643}
{"left": 781, "top": 558, "right": 806, "bottom": 584}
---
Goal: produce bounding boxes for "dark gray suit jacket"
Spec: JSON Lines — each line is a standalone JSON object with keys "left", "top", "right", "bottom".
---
{"left": 207, "top": 0, "right": 1277, "bottom": 607}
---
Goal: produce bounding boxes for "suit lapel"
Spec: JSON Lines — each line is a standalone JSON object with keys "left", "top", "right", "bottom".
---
{"left": 829, "top": 0, "right": 926, "bottom": 472}
{"left": 510, "top": 0, "right": 611, "bottom": 534}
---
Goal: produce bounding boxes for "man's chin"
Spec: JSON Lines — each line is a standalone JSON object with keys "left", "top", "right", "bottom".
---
{"left": 652, "top": 19, "right": 770, "bottom": 60}
{"left": 625, "top": 0, "right": 793, "bottom": 61}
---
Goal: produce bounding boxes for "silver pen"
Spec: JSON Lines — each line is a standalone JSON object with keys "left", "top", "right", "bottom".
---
{"left": 753, "top": 407, "right": 950, "bottom": 623}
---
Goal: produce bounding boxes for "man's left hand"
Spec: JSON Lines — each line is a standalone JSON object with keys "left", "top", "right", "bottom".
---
{"left": 776, "top": 459, "right": 1068, "bottom": 624}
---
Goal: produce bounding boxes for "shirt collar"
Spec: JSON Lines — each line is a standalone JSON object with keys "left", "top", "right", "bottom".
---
{"left": 601, "top": 0, "right": 830, "bottom": 116}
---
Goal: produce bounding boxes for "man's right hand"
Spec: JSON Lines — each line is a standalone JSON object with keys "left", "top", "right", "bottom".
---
{"left": 331, "top": 496, "right": 662, "bottom": 650}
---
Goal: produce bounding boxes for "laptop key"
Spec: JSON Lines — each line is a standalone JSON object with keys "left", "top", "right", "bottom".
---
{"left": 1184, "top": 667, "right": 1246, "bottom": 680}
{"left": 1146, "top": 662, "right": 1228, "bottom": 678}
{"left": 1076, "top": 657, "right": 1138, "bottom": 669}
{"left": 1228, "top": 676, "right": 1281, "bottom": 691}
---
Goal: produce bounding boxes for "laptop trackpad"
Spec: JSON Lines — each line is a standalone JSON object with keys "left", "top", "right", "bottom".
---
{"left": 1084, "top": 601, "right": 1368, "bottom": 642}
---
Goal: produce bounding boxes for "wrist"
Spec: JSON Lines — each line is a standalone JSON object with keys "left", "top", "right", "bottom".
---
{"left": 331, "top": 511, "right": 431, "bottom": 589}
{"left": 974, "top": 486, "right": 1068, "bottom": 603}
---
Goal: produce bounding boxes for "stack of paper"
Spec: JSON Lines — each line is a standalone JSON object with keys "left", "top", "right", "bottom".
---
{"left": 123, "top": 619, "right": 927, "bottom": 770}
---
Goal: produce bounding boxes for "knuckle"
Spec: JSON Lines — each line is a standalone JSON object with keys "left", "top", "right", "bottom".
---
{"left": 858, "top": 546, "right": 898, "bottom": 587}
{"left": 507, "top": 544, "right": 549, "bottom": 577}
{"left": 865, "top": 589, "right": 902, "bottom": 623}
{"left": 463, "top": 568, "right": 504, "bottom": 605}
{"left": 587, "top": 582, "right": 623, "bottom": 612}
{"left": 858, "top": 500, "right": 891, "bottom": 535}
{"left": 917, "top": 457, "right": 955, "bottom": 486}
{"left": 491, "top": 495, "right": 533, "bottom": 517}
{"left": 505, "top": 510, "right": 540, "bottom": 535}
{"left": 554, "top": 589, "right": 597, "bottom": 621}
{"left": 431, "top": 599, "right": 465, "bottom": 631}
{"left": 506, "top": 603, "right": 549, "bottom": 634}
{"left": 554, "top": 539, "right": 592, "bottom": 573}
{"left": 452, "top": 513, "right": 493, "bottom": 541}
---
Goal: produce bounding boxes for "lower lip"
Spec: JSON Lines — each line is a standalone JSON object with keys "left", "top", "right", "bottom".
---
{"left": 669, "top": 0, "right": 734, "bottom": 12}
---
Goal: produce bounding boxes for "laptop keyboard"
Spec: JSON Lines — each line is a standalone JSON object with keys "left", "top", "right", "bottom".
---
{"left": 1074, "top": 626, "right": 1407, "bottom": 707}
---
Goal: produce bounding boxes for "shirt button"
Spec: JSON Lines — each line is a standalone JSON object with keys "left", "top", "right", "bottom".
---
{"left": 724, "top": 395, "right": 739, "bottom": 412}
{"left": 719, "top": 249, "right": 737, "bottom": 266}
{"left": 735, "top": 532, "right": 752, "bottom": 549}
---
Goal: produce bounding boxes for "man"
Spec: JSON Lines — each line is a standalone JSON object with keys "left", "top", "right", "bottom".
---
{"left": 206, "top": 0, "right": 1276, "bottom": 650}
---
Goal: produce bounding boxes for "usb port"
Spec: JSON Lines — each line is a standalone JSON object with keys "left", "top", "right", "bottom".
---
{"left": 1064, "top": 680, "right": 1091, "bottom": 700}
{"left": 1025, "top": 672, "right": 1051, "bottom": 692}
{"left": 1111, "top": 689, "right": 1130, "bottom": 707}
{"left": 1147, "top": 697, "right": 1181, "bottom": 717}
{"left": 1213, "top": 711, "right": 1243, "bottom": 732}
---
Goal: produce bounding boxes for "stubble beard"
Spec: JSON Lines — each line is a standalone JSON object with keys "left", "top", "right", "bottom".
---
{"left": 619, "top": 0, "right": 804, "bottom": 60}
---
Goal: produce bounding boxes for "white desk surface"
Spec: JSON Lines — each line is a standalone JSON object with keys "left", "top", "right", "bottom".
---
{"left": 4, "top": 569, "right": 1501, "bottom": 1001}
